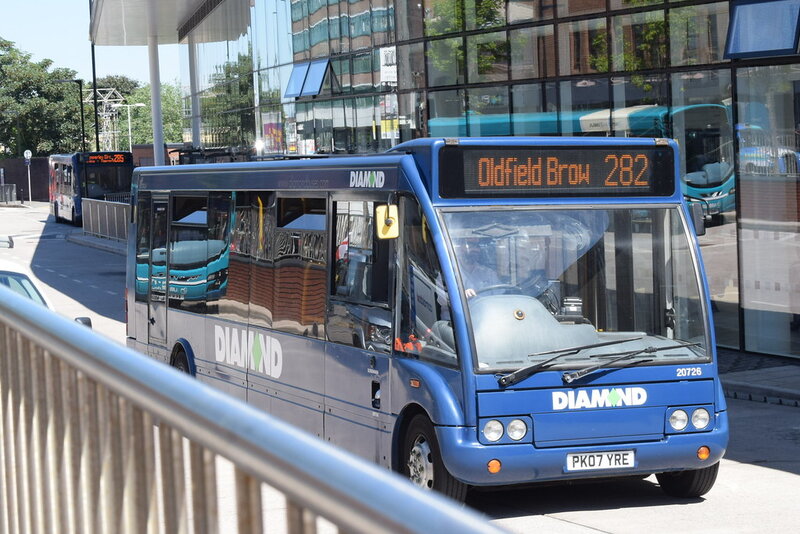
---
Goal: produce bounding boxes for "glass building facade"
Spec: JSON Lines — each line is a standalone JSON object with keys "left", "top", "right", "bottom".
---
{"left": 178, "top": 0, "right": 800, "bottom": 359}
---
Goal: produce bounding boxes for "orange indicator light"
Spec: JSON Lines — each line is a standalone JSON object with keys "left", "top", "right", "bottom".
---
{"left": 409, "top": 379, "right": 420, "bottom": 388}
{"left": 487, "top": 459, "right": 502, "bottom": 474}
{"left": 697, "top": 446, "right": 711, "bottom": 461}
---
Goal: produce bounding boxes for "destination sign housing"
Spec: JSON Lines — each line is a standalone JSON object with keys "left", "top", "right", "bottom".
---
{"left": 439, "top": 145, "right": 675, "bottom": 198}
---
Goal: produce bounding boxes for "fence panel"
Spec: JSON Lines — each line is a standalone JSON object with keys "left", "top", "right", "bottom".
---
{"left": 81, "top": 198, "right": 129, "bottom": 242}
{"left": 0, "top": 184, "right": 16, "bottom": 203}
{"left": 0, "top": 287, "right": 503, "bottom": 534}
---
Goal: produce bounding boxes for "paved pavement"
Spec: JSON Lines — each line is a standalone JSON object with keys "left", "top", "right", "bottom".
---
{"left": 64, "top": 222, "right": 800, "bottom": 409}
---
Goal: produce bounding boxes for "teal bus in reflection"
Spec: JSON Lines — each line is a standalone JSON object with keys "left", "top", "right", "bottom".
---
{"left": 429, "top": 104, "right": 736, "bottom": 223}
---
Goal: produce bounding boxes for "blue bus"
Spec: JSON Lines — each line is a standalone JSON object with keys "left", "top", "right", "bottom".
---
{"left": 430, "top": 104, "right": 736, "bottom": 223}
{"left": 49, "top": 151, "right": 134, "bottom": 224}
{"left": 127, "top": 137, "right": 728, "bottom": 500}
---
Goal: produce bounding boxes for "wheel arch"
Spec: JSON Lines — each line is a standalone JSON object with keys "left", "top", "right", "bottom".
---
{"left": 170, "top": 338, "right": 197, "bottom": 376}
{"left": 390, "top": 403, "right": 430, "bottom": 473}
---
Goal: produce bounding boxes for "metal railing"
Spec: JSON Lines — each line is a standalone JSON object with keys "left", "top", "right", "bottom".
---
{"left": 0, "top": 286, "right": 502, "bottom": 534}
{"left": 81, "top": 198, "right": 130, "bottom": 241}
{"left": 0, "top": 184, "right": 16, "bottom": 204}
{"left": 104, "top": 193, "right": 131, "bottom": 204}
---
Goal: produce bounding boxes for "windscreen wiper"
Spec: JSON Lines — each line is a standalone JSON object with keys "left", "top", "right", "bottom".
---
{"left": 497, "top": 336, "right": 643, "bottom": 387}
{"left": 561, "top": 342, "right": 701, "bottom": 384}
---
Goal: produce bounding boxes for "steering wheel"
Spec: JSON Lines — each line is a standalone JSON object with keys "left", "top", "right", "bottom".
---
{"left": 475, "top": 284, "right": 523, "bottom": 295}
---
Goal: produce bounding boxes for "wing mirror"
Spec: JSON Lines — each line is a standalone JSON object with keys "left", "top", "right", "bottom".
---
{"left": 376, "top": 204, "right": 399, "bottom": 239}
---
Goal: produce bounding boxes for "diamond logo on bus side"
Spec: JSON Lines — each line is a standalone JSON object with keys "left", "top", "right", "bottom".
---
{"left": 607, "top": 388, "right": 622, "bottom": 407}
{"left": 252, "top": 335, "right": 263, "bottom": 370}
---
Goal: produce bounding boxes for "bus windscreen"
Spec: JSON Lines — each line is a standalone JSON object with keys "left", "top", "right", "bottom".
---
{"left": 439, "top": 145, "right": 675, "bottom": 198}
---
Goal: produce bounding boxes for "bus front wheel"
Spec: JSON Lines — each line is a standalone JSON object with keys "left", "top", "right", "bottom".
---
{"left": 402, "top": 414, "right": 468, "bottom": 501}
{"left": 656, "top": 462, "right": 719, "bottom": 498}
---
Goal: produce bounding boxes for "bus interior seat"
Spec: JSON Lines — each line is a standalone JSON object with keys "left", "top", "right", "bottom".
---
{"left": 429, "top": 320, "right": 455, "bottom": 351}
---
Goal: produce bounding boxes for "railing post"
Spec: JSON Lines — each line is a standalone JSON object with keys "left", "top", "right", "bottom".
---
{"left": 0, "top": 324, "right": 18, "bottom": 534}
{"left": 18, "top": 337, "right": 39, "bottom": 534}
{"left": 98, "top": 387, "right": 124, "bottom": 533}
{"left": 159, "top": 423, "right": 188, "bottom": 534}
{"left": 234, "top": 467, "right": 263, "bottom": 534}
{"left": 60, "top": 360, "right": 83, "bottom": 534}
{"left": 189, "top": 442, "right": 218, "bottom": 534}
{"left": 29, "top": 345, "right": 50, "bottom": 534}
{"left": 78, "top": 374, "right": 101, "bottom": 534}
{"left": 287, "top": 500, "right": 318, "bottom": 534}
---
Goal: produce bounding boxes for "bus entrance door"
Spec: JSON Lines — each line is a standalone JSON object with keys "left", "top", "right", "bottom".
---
{"left": 148, "top": 199, "right": 168, "bottom": 348}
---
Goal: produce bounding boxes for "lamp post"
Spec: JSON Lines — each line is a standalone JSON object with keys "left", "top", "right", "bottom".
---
{"left": 112, "top": 103, "right": 146, "bottom": 151}
{"left": 56, "top": 79, "right": 87, "bottom": 152}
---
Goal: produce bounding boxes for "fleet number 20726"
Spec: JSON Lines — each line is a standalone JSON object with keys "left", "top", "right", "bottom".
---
{"left": 677, "top": 367, "right": 703, "bottom": 377}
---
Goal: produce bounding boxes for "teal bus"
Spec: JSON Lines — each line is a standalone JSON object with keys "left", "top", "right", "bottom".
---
{"left": 430, "top": 104, "right": 736, "bottom": 223}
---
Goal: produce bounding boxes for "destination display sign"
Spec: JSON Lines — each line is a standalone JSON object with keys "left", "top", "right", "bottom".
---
{"left": 439, "top": 145, "right": 675, "bottom": 198}
{"left": 84, "top": 153, "right": 131, "bottom": 165}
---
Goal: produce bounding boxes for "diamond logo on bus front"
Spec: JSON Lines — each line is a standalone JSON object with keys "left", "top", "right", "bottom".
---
{"left": 552, "top": 387, "right": 647, "bottom": 410}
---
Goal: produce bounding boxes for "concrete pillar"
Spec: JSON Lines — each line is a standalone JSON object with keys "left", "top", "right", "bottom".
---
{"left": 188, "top": 34, "right": 202, "bottom": 148}
{"left": 147, "top": 2, "right": 165, "bottom": 166}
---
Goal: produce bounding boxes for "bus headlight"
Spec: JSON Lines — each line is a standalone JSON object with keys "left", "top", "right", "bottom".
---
{"left": 483, "top": 420, "right": 504, "bottom": 442}
{"left": 669, "top": 409, "right": 688, "bottom": 431}
{"left": 691, "top": 408, "right": 710, "bottom": 430}
{"left": 507, "top": 419, "right": 527, "bottom": 441}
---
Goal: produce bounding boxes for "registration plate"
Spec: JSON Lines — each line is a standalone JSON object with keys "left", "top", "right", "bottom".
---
{"left": 566, "top": 450, "right": 635, "bottom": 472}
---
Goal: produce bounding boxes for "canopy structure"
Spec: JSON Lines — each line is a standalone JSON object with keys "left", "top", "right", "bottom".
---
{"left": 90, "top": 0, "right": 208, "bottom": 164}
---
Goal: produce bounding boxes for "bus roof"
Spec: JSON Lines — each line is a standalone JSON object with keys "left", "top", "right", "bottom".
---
{"left": 134, "top": 154, "right": 412, "bottom": 193}
{"left": 134, "top": 137, "right": 681, "bottom": 205}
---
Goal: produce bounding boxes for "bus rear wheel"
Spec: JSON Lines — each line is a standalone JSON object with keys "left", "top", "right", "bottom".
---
{"left": 402, "top": 414, "right": 468, "bottom": 501}
{"left": 656, "top": 462, "right": 719, "bottom": 498}
{"left": 171, "top": 349, "right": 191, "bottom": 374}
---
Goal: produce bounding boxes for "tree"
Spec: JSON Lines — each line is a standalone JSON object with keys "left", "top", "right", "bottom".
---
{"left": 0, "top": 38, "right": 86, "bottom": 157}
{"left": 96, "top": 74, "right": 140, "bottom": 98}
{"left": 125, "top": 82, "right": 185, "bottom": 149}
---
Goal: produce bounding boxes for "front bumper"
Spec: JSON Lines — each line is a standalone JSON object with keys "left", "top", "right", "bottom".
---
{"left": 435, "top": 410, "right": 729, "bottom": 486}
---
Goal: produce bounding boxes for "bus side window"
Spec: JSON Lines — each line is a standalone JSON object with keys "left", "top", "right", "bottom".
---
{"left": 328, "top": 200, "right": 392, "bottom": 353}
{"left": 205, "top": 192, "right": 232, "bottom": 315}
{"left": 134, "top": 193, "right": 152, "bottom": 303}
{"left": 249, "top": 192, "right": 274, "bottom": 329}
{"left": 168, "top": 195, "right": 209, "bottom": 314}
{"left": 274, "top": 196, "right": 327, "bottom": 339}
{"left": 397, "top": 198, "right": 457, "bottom": 366}
{"left": 216, "top": 192, "right": 253, "bottom": 323}
{"left": 332, "top": 201, "right": 389, "bottom": 303}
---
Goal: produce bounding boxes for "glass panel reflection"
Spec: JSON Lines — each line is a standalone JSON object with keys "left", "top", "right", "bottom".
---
{"left": 467, "top": 87, "right": 510, "bottom": 136}
{"left": 611, "top": 11, "right": 667, "bottom": 72}
{"left": 737, "top": 65, "right": 800, "bottom": 357}
{"left": 467, "top": 31, "right": 509, "bottom": 83}
{"left": 670, "top": 2, "right": 730, "bottom": 66}
{"left": 510, "top": 25, "right": 556, "bottom": 80}
{"left": 427, "top": 37, "right": 465, "bottom": 87}
{"left": 559, "top": 18, "right": 608, "bottom": 76}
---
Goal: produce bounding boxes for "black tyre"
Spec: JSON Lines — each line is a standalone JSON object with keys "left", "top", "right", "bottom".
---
{"left": 402, "top": 414, "right": 468, "bottom": 501}
{"left": 54, "top": 204, "right": 62, "bottom": 223}
{"left": 172, "top": 350, "right": 191, "bottom": 374}
{"left": 656, "top": 462, "right": 719, "bottom": 498}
